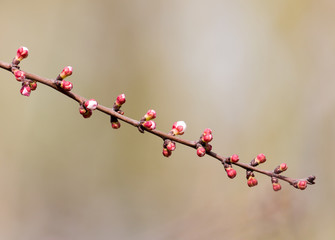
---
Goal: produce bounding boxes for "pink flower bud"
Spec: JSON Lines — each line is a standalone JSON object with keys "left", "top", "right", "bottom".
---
{"left": 116, "top": 94, "right": 126, "bottom": 106}
{"left": 29, "top": 81, "right": 37, "bottom": 91}
{"left": 60, "top": 66, "right": 73, "bottom": 79}
{"left": 197, "top": 146, "right": 206, "bottom": 157}
{"left": 162, "top": 148, "right": 172, "bottom": 157}
{"left": 255, "top": 153, "right": 266, "bottom": 164}
{"left": 202, "top": 134, "right": 213, "bottom": 143}
{"left": 20, "top": 84, "right": 31, "bottom": 97}
{"left": 296, "top": 180, "right": 307, "bottom": 190}
{"left": 272, "top": 183, "right": 282, "bottom": 191}
{"left": 166, "top": 141, "right": 176, "bottom": 151}
{"left": 84, "top": 99, "right": 98, "bottom": 110}
{"left": 79, "top": 106, "right": 87, "bottom": 115}
{"left": 230, "top": 154, "right": 239, "bottom": 163}
{"left": 142, "top": 120, "right": 156, "bottom": 130}
{"left": 60, "top": 80, "right": 73, "bottom": 91}
{"left": 144, "top": 109, "right": 156, "bottom": 121}
{"left": 247, "top": 176, "right": 258, "bottom": 187}
{"left": 203, "top": 128, "right": 212, "bottom": 135}
{"left": 172, "top": 121, "right": 187, "bottom": 135}
{"left": 225, "top": 167, "right": 237, "bottom": 179}
{"left": 15, "top": 46, "right": 29, "bottom": 61}
{"left": 279, "top": 163, "right": 288, "bottom": 171}
{"left": 14, "top": 70, "right": 26, "bottom": 81}
{"left": 111, "top": 121, "right": 121, "bottom": 129}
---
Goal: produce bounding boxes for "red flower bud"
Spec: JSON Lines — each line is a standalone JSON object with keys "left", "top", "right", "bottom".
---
{"left": 144, "top": 109, "right": 156, "bottom": 121}
{"left": 162, "top": 148, "right": 172, "bottom": 157}
{"left": 272, "top": 182, "right": 282, "bottom": 191}
{"left": 172, "top": 121, "right": 186, "bottom": 135}
{"left": 204, "top": 144, "right": 212, "bottom": 152}
{"left": 166, "top": 141, "right": 176, "bottom": 151}
{"left": 142, "top": 120, "right": 156, "bottom": 130}
{"left": 59, "top": 66, "right": 73, "bottom": 79}
{"left": 15, "top": 46, "right": 29, "bottom": 62}
{"left": 29, "top": 81, "right": 37, "bottom": 91}
{"left": 203, "top": 128, "right": 212, "bottom": 135}
{"left": 14, "top": 70, "right": 26, "bottom": 81}
{"left": 202, "top": 134, "right": 213, "bottom": 143}
{"left": 60, "top": 80, "right": 73, "bottom": 91}
{"left": 20, "top": 84, "right": 31, "bottom": 97}
{"left": 111, "top": 121, "right": 121, "bottom": 129}
{"left": 197, "top": 146, "right": 206, "bottom": 157}
{"left": 225, "top": 167, "right": 237, "bottom": 179}
{"left": 230, "top": 154, "right": 239, "bottom": 163}
{"left": 296, "top": 180, "right": 307, "bottom": 190}
{"left": 116, "top": 94, "right": 126, "bottom": 106}
{"left": 274, "top": 163, "right": 288, "bottom": 174}
{"left": 84, "top": 99, "right": 98, "bottom": 110}
{"left": 247, "top": 176, "right": 258, "bottom": 187}
{"left": 256, "top": 153, "right": 266, "bottom": 164}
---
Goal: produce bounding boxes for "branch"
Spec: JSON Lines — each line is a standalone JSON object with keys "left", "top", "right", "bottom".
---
{"left": 0, "top": 47, "right": 316, "bottom": 191}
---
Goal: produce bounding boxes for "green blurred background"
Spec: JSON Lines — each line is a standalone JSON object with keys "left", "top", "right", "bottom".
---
{"left": 0, "top": 1, "right": 333, "bottom": 239}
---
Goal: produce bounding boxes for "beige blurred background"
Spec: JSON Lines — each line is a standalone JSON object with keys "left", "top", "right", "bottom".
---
{"left": 0, "top": 0, "right": 333, "bottom": 239}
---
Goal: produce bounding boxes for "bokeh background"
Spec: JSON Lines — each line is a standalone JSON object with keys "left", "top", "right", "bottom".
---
{"left": 0, "top": 1, "right": 334, "bottom": 239}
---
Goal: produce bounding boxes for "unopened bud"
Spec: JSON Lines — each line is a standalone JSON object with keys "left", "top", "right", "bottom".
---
{"left": 84, "top": 99, "right": 98, "bottom": 110}
{"left": 274, "top": 163, "right": 288, "bottom": 174}
{"left": 116, "top": 94, "right": 126, "bottom": 106}
{"left": 60, "top": 80, "right": 73, "bottom": 91}
{"left": 172, "top": 121, "right": 187, "bottom": 135}
{"left": 59, "top": 66, "right": 73, "bottom": 79}
{"left": 14, "top": 70, "right": 26, "bottom": 81}
{"left": 197, "top": 146, "right": 206, "bottom": 157}
{"left": 144, "top": 109, "right": 156, "bottom": 121}
{"left": 162, "top": 148, "right": 172, "bottom": 157}
{"left": 225, "top": 167, "right": 237, "bottom": 179}
{"left": 29, "top": 81, "right": 37, "bottom": 91}
{"left": 230, "top": 154, "right": 239, "bottom": 163}
{"left": 295, "top": 180, "right": 307, "bottom": 190}
{"left": 166, "top": 141, "right": 176, "bottom": 151}
{"left": 15, "top": 46, "right": 29, "bottom": 62}
{"left": 142, "top": 120, "right": 156, "bottom": 130}
{"left": 20, "top": 84, "right": 31, "bottom": 97}
{"left": 247, "top": 176, "right": 258, "bottom": 187}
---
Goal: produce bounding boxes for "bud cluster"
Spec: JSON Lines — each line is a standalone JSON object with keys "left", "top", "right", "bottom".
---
{"left": 56, "top": 66, "right": 73, "bottom": 91}
{"left": 11, "top": 47, "right": 39, "bottom": 97}
{"left": 162, "top": 121, "right": 187, "bottom": 158}
{"left": 79, "top": 99, "right": 98, "bottom": 119}
{"left": 246, "top": 171, "right": 258, "bottom": 187}
{"left": 195, "top": 128, "right": 213, "bottom": 157}
{"left": 139, "top": 109, "right": 157, "bottom": 132}
{"left": 111, "top": 94, "right": 126, "bottom": 129}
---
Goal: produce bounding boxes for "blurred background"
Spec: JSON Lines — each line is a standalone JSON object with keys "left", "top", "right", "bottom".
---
{"left": 0, "top": 0, "right": 333, "bottom": 239}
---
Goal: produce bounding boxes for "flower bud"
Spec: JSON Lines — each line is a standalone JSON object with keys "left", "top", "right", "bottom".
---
{"left": 14, "top": 70, "right": 26, "bottom": 81}
{"left": 247, "top": 176, "right": 258, "bottom": 187}
{"left": 295, "top": 180, "right": 307, "bottom": 190}
{"left": 111, "top": 121, "right": 121, "bottom": 129}
{"left": 144, "top": 109, "right": 156, "bottom": 121}
{"left": 197, "top": 146, "right": 206, "bottom": 157}
{"left": 251, "top": 153, "right": 266, "bottom": 166}
{"left": 202, "top": 134, "right": 213, "bottom": 143}
{"left": 162, "top": 148, "right": 172, "bottom": 157}
{"left": 230, "top": 154, "right": 239, "bottom": 163}
{"left": 203, "top": 128, "right": 212, "bottom": 135}
{"left": 166, "top": 141, "right": 176, "bottom": 151}
{"left": 204, "top": 143, "right": 212, "bottom": 152}
{"left": 82, "top": 109, "right": 92, "bottom": 118}
{"left": 15, "top": 46, "right": 29, "bottom": 62}
{"left": 84, "top": 99, "right": 98, "bottom": 110}
{"left": 20, "top": 84, "right": 31, "bottom": 97}
{"left": 116, "top": 94, "right": 126, "bottom": 106}
{"left": 172, "top": 121, "right": 187, "bottom": 135}
{"left": 60, "top": 80, "right": 73, "bottom": 91}
{"left": 225, "top": 167, "right": 237, "bottom": 179}
{"left": 142, "top": 120, "right": 156, "bottom": 130}
{"left": 274, "top": 163, "right": 288, "bottom": 174}
{"left": 59, "top": 66, "right": 73, "bottom": 79}
{"left": 272, "top": 182, "right": 282, "bottom": 191}
{"left": 29, "top": 81, "right": 37, "bottom": 91}
{"left": 79, "top": 106, "right": 87, "bottom": 115}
